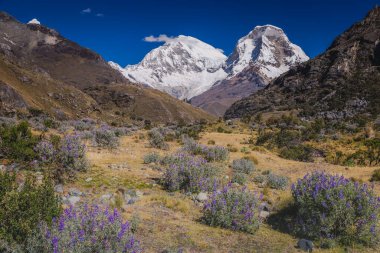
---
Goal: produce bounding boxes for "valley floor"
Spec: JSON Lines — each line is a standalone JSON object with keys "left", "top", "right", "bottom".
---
{"left": 66, "top": 130, "right": 379, "bottom": 253}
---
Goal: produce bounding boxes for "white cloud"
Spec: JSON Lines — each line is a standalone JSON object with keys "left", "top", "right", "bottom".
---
{"left": 143, "top": 34, "right": 175, "bottom": 43}
{"left": 81, "top": 8, "right": 91, "bottom": 14}
{"left": 96, "top": 13, "right": 104, "bottom": 17}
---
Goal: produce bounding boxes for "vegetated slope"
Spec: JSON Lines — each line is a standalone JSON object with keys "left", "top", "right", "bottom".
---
{"left": 0, "top": 12, "right": 214, "bottom": 123}
{"left": 191, "top": 25, "right": 308, "bottom": 116}
{"left": 225, "top": 7, "right": 380, "bottom": 122}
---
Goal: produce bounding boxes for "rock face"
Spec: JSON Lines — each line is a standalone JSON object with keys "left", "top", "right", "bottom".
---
{"left": 112, "top": 35, "right": 227, "bottom": 100}
{"left": 191, "top": 25, "right": 308, "bottom": 116}
{"left": 0, "top": 12, "right": 214, "bottom": 123}
{"left": 225, "top": 7, "right": 380, "bottom": 122}
{"left": 0, "top": 81, "right": 27, "bottom": 116}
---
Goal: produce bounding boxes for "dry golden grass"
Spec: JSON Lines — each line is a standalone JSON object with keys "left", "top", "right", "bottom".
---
{"left": 68, "top": 129, "right": 380, "bottom": 252}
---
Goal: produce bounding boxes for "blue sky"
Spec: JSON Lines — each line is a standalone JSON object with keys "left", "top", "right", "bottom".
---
{"left": 1, "top": 0, "right": 378, "bottom": 66}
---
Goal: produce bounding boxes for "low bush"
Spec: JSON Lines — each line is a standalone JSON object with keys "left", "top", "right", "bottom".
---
{"left": 266, "top": 173, "right": 289, "bottom": 190}
{"left": 207, "top": 140, "right": 215, "bottom": 145}
{"left": 252, "top": 174, "right": 266, "bottom": 184}
{"left": 182, "top": 138, "right": 229, "bottom": 162}
{"left": 148, "top": 128, "right": 169, "bottom": 150}
{"left": 143, "top": 152, "right": 160, "bottom": 164}
{"left": 161, "top": 153, "right": 220, "bottom": 193}
{"left": 279, "top": 145, "right": 313, "bottom": 162}
{"left": 202, "top": 185, "right": 262, "bottom": 234}
{"left": 243, "top": 155, "right": 259, "bottom": 165}
{"left": 92, "top": 125, "right": 119, "bottom": 148}
{"left": 231, "top": 173, "right": 248, "bottom": 185}
{"left": 72, "top": 118, "right": 96, "bottom": 131}
{"left": 0, "top": 121, "right": 37, "bottom": 162}
{"left": 0, "top": 172, "right": 61, "bottom": 246}
{"left": 34, "top": 140, "right": 56, "bottom": 165}
{"left": 59, "top": 134, "right": 88, "bottom": 174}
{"left": 227, "top": 145, "right": 238, "bottom": 152}
{"left": 26, "top": 204, "right": 140, "bottom": 253}
{"left": 292, "top": 171, "right": 380, "bottom": 246}
{"left": 232, "top": 159, "right": 255, "bottom": 175}
{"left": 370, "top": 169, "right": 380, "bottom": 182}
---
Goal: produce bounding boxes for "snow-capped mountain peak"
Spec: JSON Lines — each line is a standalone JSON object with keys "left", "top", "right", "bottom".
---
{"left": 225, "top": 25, "right": 309, "bottom": 78}
{"left": 27, "top": 18, "right": 41, "bottom": 25}
{"left": 111, "top": 35, "right": 227, "bottom": 100}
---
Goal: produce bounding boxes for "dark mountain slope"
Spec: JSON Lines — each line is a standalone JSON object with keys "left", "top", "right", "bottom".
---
{"left": 225, "top": 7, "right": 380, "bottom": 122}
{"left": 0, "top": 12, "right": 214, "bottom": 123}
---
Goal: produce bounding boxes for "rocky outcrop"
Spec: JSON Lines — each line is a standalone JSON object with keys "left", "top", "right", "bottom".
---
{"left": 225, "top": 7, "right": 380, "bottom": 122}
{"left": 0, "top": 81, "right": 27, "bottom": 116}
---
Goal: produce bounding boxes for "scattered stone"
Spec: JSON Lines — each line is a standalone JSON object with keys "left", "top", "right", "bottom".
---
{"left": 196, "top": 192, "right": 208, "bottom": 202}
{"left": 69, "top": 188, "right": 82, "bottom": 196}
{"left": 85, "top": 177, "right": 93, "bottom": 182}
{"left": 297, "top": 239, "right": 314, "bottom": 252}
{"left": 67, "top": 196, "right": 81, "bottom": 206}
{"left": 54, "top": 184, "right": 64, "bottom": 193}
{"left": 259, "top": 210, "right": 270, "bottom": 219}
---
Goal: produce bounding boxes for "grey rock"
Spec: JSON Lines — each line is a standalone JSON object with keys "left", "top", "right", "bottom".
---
{"left": 259, "top": 210, "right": 270, "bottom": 219}
{"left": 196, "top": 192, "right": 208, "bottom": 202}
{"left": 54, "top": 184, "right": 64, "bottom": 193}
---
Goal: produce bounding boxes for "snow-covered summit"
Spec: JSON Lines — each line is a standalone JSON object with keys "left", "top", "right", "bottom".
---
{"left": 27, "top": 18, "right": 40, "bottom": 25}
{"left": 225, "top": 25, "right": 309, "bottom": 78}
{"left": 111, "top": 35, "right": 228, "bottom": 100}
{"left": 110, "top": 27, "right": 308, "bottom": 102}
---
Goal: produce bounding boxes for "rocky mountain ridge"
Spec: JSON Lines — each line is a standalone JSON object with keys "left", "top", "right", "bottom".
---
{"left": 225, "top": 7, "right": 380, "bottom": 123}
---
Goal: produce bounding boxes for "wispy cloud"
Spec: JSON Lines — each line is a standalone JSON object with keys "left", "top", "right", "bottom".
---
{"left": 143, "top": 34, "right": 175, "bottom": 43}
{"left": 96, "top": 13, "right": 104, "bottom": 17}
{"left": 81, "top": 8, "right": 91, "bottom": 14}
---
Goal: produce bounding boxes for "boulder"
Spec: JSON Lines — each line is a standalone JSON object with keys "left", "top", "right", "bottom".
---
{"left": 54, "top": 184, "right": 64, "bottom": 193}
{"left": 259, "top": 210, "right": 270, "bottom": 219}
{"left": 196, "top": 192, "right": 208, "bottom": 202}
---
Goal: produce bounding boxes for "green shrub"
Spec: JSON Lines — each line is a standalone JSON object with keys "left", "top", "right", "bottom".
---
{"left": 182, "top": 138, "right": 229, "bottom": 162}
{"left": 227, "top": 145, "right": 238, "bottom": 152}
{"left": 0, "top": 121, "right": 37, "bottom": 162}
{"left": 279, "top": 145, "right": 313, "bottom": 162}
{"left": 148, "top": 128, "right": 169, "bottom": 150}
{"left": 207, "top": 140, "right": 216, "bottom": 145}
{"left": 370, "top": 169, "right": 380, "bottom": 182}
{"left": 292, "top": 172, "right": 380, "bottom": 246}
{"left": 143, "top": 152, "right": 160, "bottom": 164}
{"left": 92, "top": 125, "right": 119, "bottom": 148}
{"left": 266, "top": 173, "right": 289, "bottom": 190}
{"left": 231, "top": 173, "right": 248, "bottom": 185}
{"left": 252, "top": 174, "right": 266, "bottom": 184}
{"left": 0, "top": 172, "right": 61, "bottom": 245}
{"left": 232, "top": 159, "right": 255, "bottom": 175}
